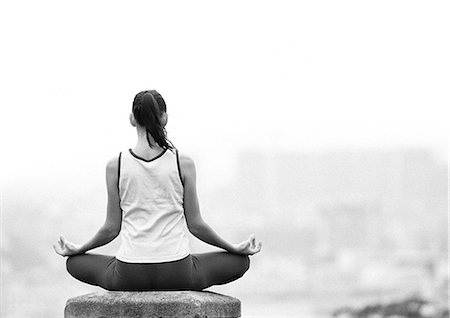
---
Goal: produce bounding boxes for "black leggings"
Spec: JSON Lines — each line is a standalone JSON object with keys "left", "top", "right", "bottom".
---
{"left": 66, "top": 252, "right": 250, "bottom": 291}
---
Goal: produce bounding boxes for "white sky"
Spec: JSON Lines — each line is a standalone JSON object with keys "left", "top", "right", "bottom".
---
{"left": 1, "top": 0, "right": 448, "bottom": 188}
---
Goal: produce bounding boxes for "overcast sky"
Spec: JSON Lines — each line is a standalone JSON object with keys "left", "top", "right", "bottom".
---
{"left": 1, "top": 0, "right": 448, "bottom": 188}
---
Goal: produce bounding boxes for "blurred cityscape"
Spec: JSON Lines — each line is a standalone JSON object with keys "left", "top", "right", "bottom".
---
{"left": 1, "top": 147, "right": 448, "bottom": 317}
{"left": 199, "top": 147, "right": 448, "bottom": 316}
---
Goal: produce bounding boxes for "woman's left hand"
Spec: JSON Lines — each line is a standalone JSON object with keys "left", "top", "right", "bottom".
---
{"left": 53, "top": 235, "right": 83, "bottom": 257}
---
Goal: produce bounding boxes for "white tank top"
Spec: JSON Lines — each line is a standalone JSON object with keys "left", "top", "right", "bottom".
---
{"left": 116, "top": 147, "right": 191, "bottom": 263}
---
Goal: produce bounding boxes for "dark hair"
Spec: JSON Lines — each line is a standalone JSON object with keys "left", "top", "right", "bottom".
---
{"left": 149, "top": 90, "right": 166, "bottom": 112}
{"left": 132, "top": 90, "right": 174, "bottom": 150}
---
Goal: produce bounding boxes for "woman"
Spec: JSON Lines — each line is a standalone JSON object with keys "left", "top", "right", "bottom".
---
{"left": 53, "top": 89, "right": 262, "bottom": 291}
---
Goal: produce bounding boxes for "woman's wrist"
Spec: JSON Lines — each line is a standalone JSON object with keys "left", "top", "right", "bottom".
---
{"left": 225, "top": 243, "right": 239, "bottom": 254}
{"left": 192, "top": 223, "right": 238, "bottom": 253}
{"left": 77, "top": 244, "right": 87, "bottom": 255}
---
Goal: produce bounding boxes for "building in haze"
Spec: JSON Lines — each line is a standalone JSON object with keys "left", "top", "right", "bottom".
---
{"left": 232, "top": 148, "right": 447, "bottom": 255}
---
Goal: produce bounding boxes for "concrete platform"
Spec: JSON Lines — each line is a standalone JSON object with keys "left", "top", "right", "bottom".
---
{"left": 64, "top": 290, "right": 241, "bottom": 318}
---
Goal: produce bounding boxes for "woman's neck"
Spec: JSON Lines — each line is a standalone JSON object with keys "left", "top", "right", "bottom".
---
{"left": 134, "top": 129, "right": 163, "bottom": 154}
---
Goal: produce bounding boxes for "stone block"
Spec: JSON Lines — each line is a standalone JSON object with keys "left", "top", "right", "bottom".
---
{"left": 64, "top": 290, "right": 241, "bottom": 318}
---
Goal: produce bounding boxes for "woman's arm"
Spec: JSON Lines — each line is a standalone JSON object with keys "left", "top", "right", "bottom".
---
{"left": 179, "top": 153, "right": 262, "bottom": 255}
{"left": 77, "top": 155, "right": 122, "bottom": 253}
{"left": 53, "top": 155, "right": 122, "bottom": 256}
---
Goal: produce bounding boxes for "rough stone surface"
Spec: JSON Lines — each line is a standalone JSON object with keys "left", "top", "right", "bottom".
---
{"left": 64, "top": 290, "right": 241, "bottom": 318}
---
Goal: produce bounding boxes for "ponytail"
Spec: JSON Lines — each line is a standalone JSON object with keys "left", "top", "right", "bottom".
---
{"left": 132, "top": 90, "right": 174, "bottom": 150}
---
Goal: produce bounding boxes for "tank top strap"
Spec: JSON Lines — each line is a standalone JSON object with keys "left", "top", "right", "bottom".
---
{"left": 117, "top": 151, "right": 122, "bottom": 190}
{"left": 173, "top": 148, "right": 184, "bottom": 187}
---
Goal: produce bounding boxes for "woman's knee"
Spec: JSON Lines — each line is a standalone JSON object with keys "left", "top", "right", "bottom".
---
{"left": 66, "top": 256, "right": 75, "bottom": 275}
{"left": 237, "top": 255, "right": 250, "bottom": 276}
{"left": 66, "top": 255, "right": 82, "bottom": 276}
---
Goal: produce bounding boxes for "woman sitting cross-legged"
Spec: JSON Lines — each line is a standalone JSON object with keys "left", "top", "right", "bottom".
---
{"left": 53, "top": 89, "right": 262, "bottom": 291}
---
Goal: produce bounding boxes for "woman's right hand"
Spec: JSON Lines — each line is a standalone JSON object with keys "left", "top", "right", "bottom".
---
{"left": 231, "top": 233, "right": 262, "bottom": 255}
